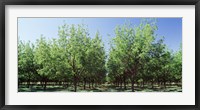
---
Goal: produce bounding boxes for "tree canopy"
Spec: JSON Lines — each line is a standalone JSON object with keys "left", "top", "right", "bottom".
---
{"left": 18, "top": 20, "right": 182, "bottom": 92}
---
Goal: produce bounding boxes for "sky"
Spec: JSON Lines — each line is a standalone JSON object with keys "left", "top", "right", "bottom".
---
{"left": 18, "top": 18, "right": 182, "bottom": 55}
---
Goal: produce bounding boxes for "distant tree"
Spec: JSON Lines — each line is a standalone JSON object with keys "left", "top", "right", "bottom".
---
{"left": 89, "top": 32, "right": 106, "bottom": 87}
{"left": 34, "top": 36, "right": 52, "bottom": 90}
{"left": 145, "top": 38, "right": 167, "bottom": 88}
{"left": 18, "top": 40, "right": 36, "bottom": 88}
{"left": 18, "top": 40, "right": 25, "bottom": 85}
{"left": 171, "top": 45, "right": 182, "bottom": 84}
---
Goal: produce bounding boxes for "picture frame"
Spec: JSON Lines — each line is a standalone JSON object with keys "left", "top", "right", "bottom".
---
{"left": 0, "top": 0, "right": 199, "bottom": 110}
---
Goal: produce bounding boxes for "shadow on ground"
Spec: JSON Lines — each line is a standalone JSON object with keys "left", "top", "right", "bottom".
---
{"left": 18, "top": 84, "right": 182, "bottom": 92}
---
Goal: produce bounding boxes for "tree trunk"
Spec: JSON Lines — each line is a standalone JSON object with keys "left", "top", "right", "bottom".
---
{"left": 151, "top": 81, "right": 154, "bottom": 89}
{"left": 123, "top": 75, "right": 126, "bottom": 90}
{"left": 44, "top": 80, "right": 47, "bottom": 91}
{"left": 89, "top": 81, "right": 91, "bottom": 88}
{"left": 59, "top": 81, "right": 62, "bottom": 86}
{"left": 131, "top": 79, "right": 134, "bottom": 92}
{"left": 120, "top": 80, "right": 122, "bottom": 89}
{"left": 27, "top": 75, "right": 31, "bottom": 88}
{"left": 41, "top": 81, "right": 43, "bottom": 87}
{"left": 92, "top": 80, "right": 94, "bottom": 88}
{"left": 142, "top": 81, "right": 144, "bottom": 88}
{"left": 164, "top": 81, "right": 166, "bottom": 89}
{"left": 95, "top": 82, "right": 97, "bottom": 87}
{"left": 157, "top": 81, "right": 160, "bottom": 87}
{"left": 74, "top": 74, "right": 77, "bottom": 92}
{"left": 84, "top": 78, "right": 86, "bottom": 90}
{"left": 27, "top": 81, "right": 30, "bottom": 88}
{"left": 64, "top": 78, "right": 68, "bottom": 88}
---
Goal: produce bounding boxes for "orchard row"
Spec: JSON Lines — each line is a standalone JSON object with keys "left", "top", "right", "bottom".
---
{"left": 18, "top": 20, "right": 182, "bottom": 92}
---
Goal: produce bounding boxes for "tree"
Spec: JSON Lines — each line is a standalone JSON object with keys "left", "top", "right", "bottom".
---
{"left": 89, "top": 32, "right": 106, "bottom": 87}
{"left": 146, "top": 38, "right": 166, "bottom": 88}
{"left": 18, "top": 40, "right": 36, "bottom": 88}
{"left": 34, "top": 36, "right": 52, "bottom": 90}
{"left": 160, "top": 49, "right": 173, "bottom": 88}
{"left": 108, "top": 20, "right": 157, "bottom": 91}
{"left": 66, "top": 24, "right": 91, "bottom": 92}
{"left": 18, "top": 40, "right": 25, "bottom": 85}
{"left": 171, "top": 45, "right": 182, "bottom": 84}
{"left": 107, "top": 47, "right": 124, "bottom": 88}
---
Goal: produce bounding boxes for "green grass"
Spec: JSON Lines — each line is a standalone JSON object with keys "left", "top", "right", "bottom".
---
{"left": 18, "top": 84, "right": 182, "bottom": 92}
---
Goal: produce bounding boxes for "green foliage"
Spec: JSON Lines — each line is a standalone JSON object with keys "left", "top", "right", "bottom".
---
{"left": 34, "top": 36, "right": 52, "bottom": 78}
{"left": 18, "top": 19, "right": 182, "bottom": 92}
{"left": 18, "top": 40, "right": 37, "bottom": 86}
{"left": 107, "top": 20, "right": 182, "bottom": 91}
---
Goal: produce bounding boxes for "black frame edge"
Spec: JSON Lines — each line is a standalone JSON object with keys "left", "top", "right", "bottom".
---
{"left": 1, "top": 0, "right": 200, "bottom": 5}
{"left": 0, "top": 0, "right": 5, "bottom": 110}
{"left": 195, "top": 1, "right": 200, "bottom": 110}
{"left": 0, "top": 105, "right": 198, "bottom": 110}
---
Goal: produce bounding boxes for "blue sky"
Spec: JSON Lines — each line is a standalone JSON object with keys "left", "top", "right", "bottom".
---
{"left": 18, "top": 18, "right": 182, "bottom": 54}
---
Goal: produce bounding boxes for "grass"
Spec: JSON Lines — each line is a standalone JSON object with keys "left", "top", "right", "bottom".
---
{"left": 18, "top": 84, "right": 182, "bottom": 92}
